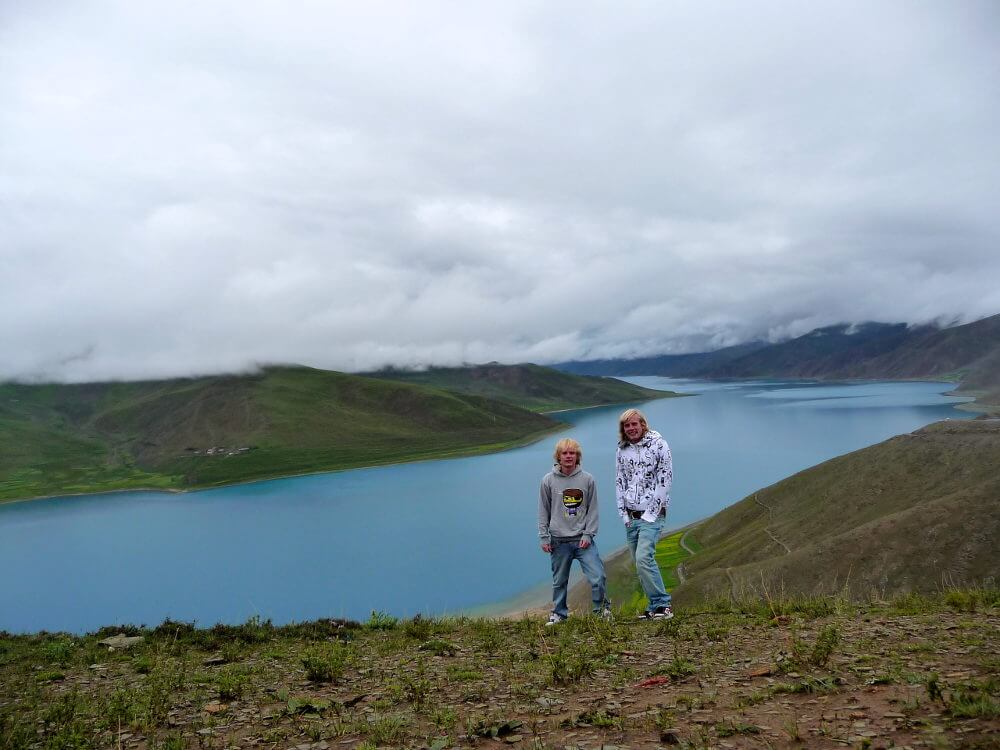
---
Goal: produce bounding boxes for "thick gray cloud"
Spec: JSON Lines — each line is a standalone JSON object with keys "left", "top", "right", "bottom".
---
{"left": 2, "top": 0, "right": 998, "bottom": 382}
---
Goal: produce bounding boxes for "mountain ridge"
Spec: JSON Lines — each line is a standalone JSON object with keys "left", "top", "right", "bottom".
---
{"left": 361, "top": 362, "right": 678, "bottom": 412}
{"left": 556, "top": 313, "right": 1000, "bottom": 411}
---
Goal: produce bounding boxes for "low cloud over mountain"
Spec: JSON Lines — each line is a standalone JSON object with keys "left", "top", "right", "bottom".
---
{"left": 3, "top": 2, "right": 999, "bottom": 382}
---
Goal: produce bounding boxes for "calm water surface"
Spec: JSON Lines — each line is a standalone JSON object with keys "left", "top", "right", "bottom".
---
{"left": 0, "top": 380, "right": 972, "bottom": 632}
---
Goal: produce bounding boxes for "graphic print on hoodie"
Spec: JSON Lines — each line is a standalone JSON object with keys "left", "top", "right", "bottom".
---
{"left": 562, "top": 488, "right": 583, "bottom": 517}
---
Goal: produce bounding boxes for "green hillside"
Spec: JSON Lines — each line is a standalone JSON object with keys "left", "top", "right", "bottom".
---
{"left": 363, "top": 362, "right": 678, "bottom": 412}
{"left": 0, "top": 366, "right": 559, "bottom": 502}
{"left": 671, "top": 417, "right": 1000, "bottom": 605}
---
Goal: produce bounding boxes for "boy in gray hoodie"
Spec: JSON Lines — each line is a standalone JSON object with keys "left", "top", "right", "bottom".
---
{"left": 538, "top": 437, "right": 610, "bottom": 625}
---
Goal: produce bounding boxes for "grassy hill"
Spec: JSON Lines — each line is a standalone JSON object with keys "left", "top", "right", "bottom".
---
{"left": 670, "top": 417, "right": 1000, "bottom": 605}
{"left": 363, "top": 363, "right": 678, "bottom": 412}
{"left": 0, "top": 366, "right": 560, "bottom": 502}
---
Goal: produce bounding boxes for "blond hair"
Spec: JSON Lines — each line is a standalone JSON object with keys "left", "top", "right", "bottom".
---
{"left": 552, "top": 437, "right": 582, "bottom": 465}
{"left": 618, "top": 408, "right": 649, "bottom": 443}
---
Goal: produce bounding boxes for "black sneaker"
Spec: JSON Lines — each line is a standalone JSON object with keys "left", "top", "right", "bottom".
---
{"left": 650, "top": 605, "right": 674, "bottom": 620}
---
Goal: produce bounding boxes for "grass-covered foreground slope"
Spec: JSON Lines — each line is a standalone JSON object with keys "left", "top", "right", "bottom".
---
{"left": 364, "top": 362, "right": 678, "bottom": 412}
{"left": 672, "top": 417, "right": 1000, "bottom": 605}
{"left": 0, "top": 366, "right": 559, "bottom": 502}
{"left": 1, "top": 591, "right": 997, "bottom": 749}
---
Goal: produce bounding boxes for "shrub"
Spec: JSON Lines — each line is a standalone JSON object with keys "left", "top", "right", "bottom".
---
{"left": 301, "top": 644, "right": 348, "bottom": 683}
{"left": 216, "top": 668, "right": 247, "bottom": 701}
{"left": 366, "top": 611, "right": 398, "bottom": 631}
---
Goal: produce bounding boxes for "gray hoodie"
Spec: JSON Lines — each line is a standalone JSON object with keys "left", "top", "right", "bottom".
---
{"left": 538, "top": 465, "right": 599, "bottom": 545}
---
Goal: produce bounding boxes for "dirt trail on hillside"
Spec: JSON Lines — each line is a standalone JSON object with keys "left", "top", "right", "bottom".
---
{"left": 754, "top": 493, "right": 792, "bottom": 554}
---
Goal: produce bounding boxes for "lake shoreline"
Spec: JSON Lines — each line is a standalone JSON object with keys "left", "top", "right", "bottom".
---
{"left": 488, "top": 519, "right": 704, "bottom": 619}
{"left": 0, "top": 424, "right": 568, "bottom": 507}
{"left": 4, "top": 382, "right": 981, "bottom": 507}
{"left": 1, "top": 379, "right": 976, "bottom": 634}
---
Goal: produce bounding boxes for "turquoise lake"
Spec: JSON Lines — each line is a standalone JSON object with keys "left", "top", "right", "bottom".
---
{"left": 0, "top": 379, "right": 974, "bottom": 633}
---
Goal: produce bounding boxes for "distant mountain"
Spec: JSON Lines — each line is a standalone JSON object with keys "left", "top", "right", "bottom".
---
{"left": 0, "top": 366, "right": 559, "bottom": 502}
{"left": 556, "top": 313, "right": 1000, "bottom": 411}
{"left": 674, "top": 417, "right": 1000, "bottom": 603}
{"left": 554, "top": 341, "right": 768, "bottom": 377}
{"left": 711, "top": 314, "right": 1000, "bottom": 380}
{"left": 362, "top": 362, "right": 678, "bottom": 412}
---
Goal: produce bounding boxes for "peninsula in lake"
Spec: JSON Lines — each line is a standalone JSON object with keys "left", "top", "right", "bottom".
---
{"left": 0, "top": 364, "right": 673, "bottom": 502}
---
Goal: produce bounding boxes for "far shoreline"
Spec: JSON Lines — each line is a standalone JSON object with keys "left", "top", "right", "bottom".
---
{"left": 3, "top": 379, "right": 986, "bottom": 508}
{"left": 0, "top": 423, "right": 565, "bottom": 507}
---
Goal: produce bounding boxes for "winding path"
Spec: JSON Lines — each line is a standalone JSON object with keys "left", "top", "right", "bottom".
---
{"left": 753, "top": 494, "right": 792, "bottom": 555}
{"left": 719, "top": 495, "right": 792, "bottom": 601}
{"left": 674, "top": 528, "right": 697, "bottom": 585}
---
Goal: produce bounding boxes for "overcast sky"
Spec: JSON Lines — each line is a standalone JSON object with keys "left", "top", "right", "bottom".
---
{"left": 2, "top": 1, "right": 999, "bottom": 382}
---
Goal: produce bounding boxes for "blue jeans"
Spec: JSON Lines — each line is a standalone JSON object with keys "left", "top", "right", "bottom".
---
{"left": 550, "top": 538, "right": 608, "bottom": 618}
{"left": 626, "top": 515, "right": 671, "bottom": 610}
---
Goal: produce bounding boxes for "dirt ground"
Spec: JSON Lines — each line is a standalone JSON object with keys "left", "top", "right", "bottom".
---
{"left": 4, "top": 594, "right": 997, "bottom": 750}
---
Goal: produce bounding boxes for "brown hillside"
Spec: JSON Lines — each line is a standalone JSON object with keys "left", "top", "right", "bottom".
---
{"left": 677, "top": 418, "right": 1000, "bottom": 604}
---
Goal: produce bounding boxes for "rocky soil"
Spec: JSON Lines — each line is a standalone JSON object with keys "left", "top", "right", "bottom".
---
{"left": 1, "top": 592, "right": 997, "bottom": 749}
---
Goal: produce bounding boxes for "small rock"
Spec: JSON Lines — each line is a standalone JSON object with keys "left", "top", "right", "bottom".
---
{"left": 260, "top": 704, "right": 284, "bottom": 720}
{"left": 660, "top": 728, "right": 681, "bottom": 745}
{"left": 203, "top": 702, "right": 226, "bottom": 714}
{"left": 97, "top": 635, "right": 145, "bottom": 650}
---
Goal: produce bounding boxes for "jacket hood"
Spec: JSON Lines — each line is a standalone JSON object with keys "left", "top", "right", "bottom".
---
{"left": 620, "top": 428, "right": 663, "bottom": 449}
{"left": 551, "top": 463, "right": 583, "bottom": 478}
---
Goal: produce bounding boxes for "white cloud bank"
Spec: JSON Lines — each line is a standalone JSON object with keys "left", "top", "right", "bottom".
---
{"left": 2, "top": 0, "right": 999, "bottom": 382}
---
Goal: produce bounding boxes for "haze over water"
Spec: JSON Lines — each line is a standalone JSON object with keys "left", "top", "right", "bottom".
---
{"left": 0, "top": 380, "right": 973, "bottom": 633}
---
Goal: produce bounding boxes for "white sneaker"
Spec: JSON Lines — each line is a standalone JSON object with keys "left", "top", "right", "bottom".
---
{"left": 545, "top": 613, "right": 566, "bottom": 627}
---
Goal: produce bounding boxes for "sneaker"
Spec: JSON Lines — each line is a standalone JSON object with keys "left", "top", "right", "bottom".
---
{"left": 545, "top": 613, "right": 566, "bottom": 627}
{"left": 599, "top": 604, "right": 613, "bottom": 621}
{"left": 637, "top": 605, "right": 674, "bottom": 620}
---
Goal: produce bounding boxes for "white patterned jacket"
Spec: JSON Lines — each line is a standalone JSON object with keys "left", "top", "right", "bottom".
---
{"left": 615, "top": 429, "right": 673, "bottom": 524}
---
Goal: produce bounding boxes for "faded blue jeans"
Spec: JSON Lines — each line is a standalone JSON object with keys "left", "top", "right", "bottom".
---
{"left": 550, "top": 537, "right": 608, "bottom": 619}
{"left": 626, "top": 514, "right": 671, "bottom": 610}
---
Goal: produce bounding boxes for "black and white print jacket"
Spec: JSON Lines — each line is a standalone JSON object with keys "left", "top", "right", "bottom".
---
{"left": 615, "top": 429, "right": 672, "bottom": 524}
